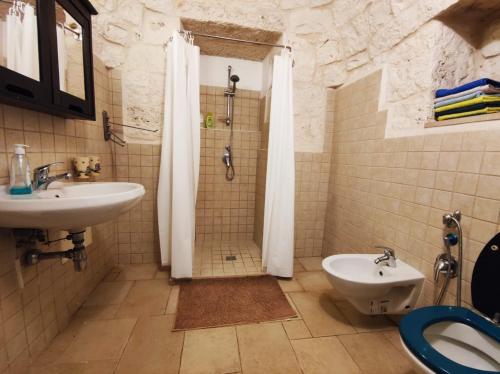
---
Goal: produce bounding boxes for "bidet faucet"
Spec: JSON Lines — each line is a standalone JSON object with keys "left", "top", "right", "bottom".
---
{"left": 33, "top": 162, "right": 72, "bottom": 191}
{"left": 374, "top": 246, "right": 397, "bottom": 267}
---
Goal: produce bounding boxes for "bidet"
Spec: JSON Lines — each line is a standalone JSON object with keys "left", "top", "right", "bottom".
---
{"left": 322, "top": 253, "right": 424, "bottom": 314}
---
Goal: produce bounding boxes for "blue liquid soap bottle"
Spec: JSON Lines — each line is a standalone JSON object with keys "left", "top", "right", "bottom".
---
{"left": 9, "top": 144, "right": 32, "bottom": 195}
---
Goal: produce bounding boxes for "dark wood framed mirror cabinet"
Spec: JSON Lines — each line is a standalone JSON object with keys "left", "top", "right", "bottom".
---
{"left": 0, "top": 0, "right": 97, "bottom": 120}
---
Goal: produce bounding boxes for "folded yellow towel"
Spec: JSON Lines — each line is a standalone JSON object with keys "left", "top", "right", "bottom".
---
{"left": 435, "top": 96, "right": 500, "bottom": 113}
{"left": 437, "top": 107, "right": 500, "bottom": 121}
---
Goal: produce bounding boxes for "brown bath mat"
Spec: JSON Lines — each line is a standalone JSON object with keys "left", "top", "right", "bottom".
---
{"left": 174, "top": 275, "right": 297, "bottom": 330}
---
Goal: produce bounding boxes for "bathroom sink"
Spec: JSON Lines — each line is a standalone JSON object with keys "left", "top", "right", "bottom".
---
{"left": 0, "top": 182, "right": 145, "bottom": 231}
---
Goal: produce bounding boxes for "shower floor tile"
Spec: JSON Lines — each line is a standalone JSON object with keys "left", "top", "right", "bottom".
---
{"left": 193, "top": 240, "right": 265, "bottom": 278}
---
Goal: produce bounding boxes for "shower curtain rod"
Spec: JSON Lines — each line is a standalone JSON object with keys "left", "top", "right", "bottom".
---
{"left": 0, "top": 0, "right": 81, "bottom": 37}
{"left": 179, "top": 30, "right": 292, "bottom": 52}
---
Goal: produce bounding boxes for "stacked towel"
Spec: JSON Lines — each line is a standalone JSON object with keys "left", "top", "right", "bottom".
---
{"left": 434, "top": 78, "right": 500, "bottom": 121}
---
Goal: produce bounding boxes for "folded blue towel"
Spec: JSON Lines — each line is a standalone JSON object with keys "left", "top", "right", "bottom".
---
{"left": 435, "top": 78, "right": 500, "bottom": 98}
{"left": 434, "top": 92, "right": 500, "bottom": 108}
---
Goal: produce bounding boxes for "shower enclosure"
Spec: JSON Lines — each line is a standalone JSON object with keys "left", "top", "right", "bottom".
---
{"left": 159, "top": 28, "right": 295, "bottom": 279}
{"left": 194, "top": 64, "right": 264, "bottom": 277}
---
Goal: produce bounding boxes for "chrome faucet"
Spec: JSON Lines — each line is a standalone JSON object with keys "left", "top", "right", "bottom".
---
{"left": 374, "top": 246, "right": 397, "bottom": 267}
{"left": 32, "top": 162, "right": 71, "bottom": 191}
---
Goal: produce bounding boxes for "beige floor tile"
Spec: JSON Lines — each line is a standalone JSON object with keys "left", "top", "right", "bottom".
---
{"left": 116, "top": 264, "right": 159, "bottom": 281}
{"left": 285, "top": 294, "right": 303, "bottom": 319}
{"left": 289, "top": 292, "right": 355, "bottom": 337}
{"left": 74, "top": 305, "right": 120, "bottom": 321}
{"left": 33, "top": 316, "right": 88, "bottom": 366}
{"left": 237, "top": 323, "right": 301, "bottom": 374}
{"left": 335, "top": 301, "right": 396, "bottom": 333}
{"left": 323, "top": 287, "right": 346, "bottom": 302}
{"left": 166, "top": 285, "right": 179, "bottom": 314}
{"left": 339, "top": 332, "right": 417, "bottom": 374}
{"left": 282, "top": 320, "right": 311, "bottom": 340}
{"left": 292, "top": 337, "right": 361, "bottom": 374}
{"left": 155, "top": 269, "right": 170, "bottom": 279}
{"left": 115, "top": 315, "right": 184, "bottom": 374}
{"left": 84, "top": 281, "right": 133, "bottom": 306}
{"left": 297, "top": 257, "right": 324, "bottom": 271}
{"left": 294, "top": 260, "right": 306, "bottom": 273}
{"left": 382, "top": 330, "right": 406, "bottom": 353}
{"left": 59, "top": 318, "right": 137, "bottom": 363}
{"left": 115, "top": 280, "right": 171, "bottom": 318}
{"left": 180, "top": 327, "right": 240, "bottom": 374}
{"left": 278, "top": 278, "right": 304, "bottom": 292}
{"left": 295, "top": 271, "right": 333, "bottom": 291}
{"left": 30, "top": 360, "right": 117, "bottom": 374}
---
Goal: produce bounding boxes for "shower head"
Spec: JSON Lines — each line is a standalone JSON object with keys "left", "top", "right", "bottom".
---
{"left": 230, "top": 74, "right": 239, "bottom": 93}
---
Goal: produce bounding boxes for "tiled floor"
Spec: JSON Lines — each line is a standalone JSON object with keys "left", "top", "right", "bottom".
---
{"left": 28, "top": 259, "right": 418, "bottom": 374}
{"left": 192, "top": 240, "right": 264, "bottom": 278}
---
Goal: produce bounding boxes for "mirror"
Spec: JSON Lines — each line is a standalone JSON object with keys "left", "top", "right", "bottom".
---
{"left": 55, "top": 0, "right": 85, "bottom": 99}
{"left": 0, "top": 0, "right": 40, "bottom": 80}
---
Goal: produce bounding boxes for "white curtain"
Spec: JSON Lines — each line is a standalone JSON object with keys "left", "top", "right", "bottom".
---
{"left": 262, "top": 49, "right": 295, "bottom": 278}
{"left": 158, "top": 32, "right": 200, "bottom": 279}
{"left": 56, "top": 25, "right": 67, "bottom": 90}
{"left": 4, "top": 4, "right": 39, "bottom": 80}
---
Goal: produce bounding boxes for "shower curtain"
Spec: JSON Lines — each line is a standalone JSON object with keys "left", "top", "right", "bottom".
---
{"left": 157, "top": 32, "right": 200, "bottom": 279}
{"left": 262, "top": 49, "right": 295, "bottom": 277}
{"left": 3, "top": 4, "right": 39, "bottom": 80}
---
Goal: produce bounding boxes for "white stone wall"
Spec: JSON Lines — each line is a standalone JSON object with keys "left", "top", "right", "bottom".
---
{"left": 91, "top": 0, "right": 500, "bottom": 149}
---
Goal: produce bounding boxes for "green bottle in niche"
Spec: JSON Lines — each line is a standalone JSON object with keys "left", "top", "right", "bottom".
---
{"left": 205, "top": 112, "right": 214, "bottom": 128}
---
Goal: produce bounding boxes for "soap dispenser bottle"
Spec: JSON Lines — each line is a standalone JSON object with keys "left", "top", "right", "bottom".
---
{"left": 9, "top": 144, "right": 32, "bottom": 195}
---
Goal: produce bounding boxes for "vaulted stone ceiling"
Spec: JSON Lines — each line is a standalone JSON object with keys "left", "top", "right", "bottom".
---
{"left": 436, "top": 0, "right": 500, "bottom": 48}
{"left": 181, "top": 18, "right": 282, "bottom": 61}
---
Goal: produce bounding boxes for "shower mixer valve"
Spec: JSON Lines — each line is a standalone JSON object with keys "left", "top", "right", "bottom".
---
{"left": 223, "top": 145, "right": 232, "bottom": 168}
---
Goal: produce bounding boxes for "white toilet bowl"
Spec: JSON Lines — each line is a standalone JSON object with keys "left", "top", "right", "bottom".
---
{"left": 400, "top": 306, "right": 500, "bottom": 373}
{"left": 322, "top": 254, "right": 424, "bottom": 314}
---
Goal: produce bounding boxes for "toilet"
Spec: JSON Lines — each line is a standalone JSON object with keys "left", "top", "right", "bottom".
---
{"left": 399, "top": 233, "right": 500, "bottom": 373}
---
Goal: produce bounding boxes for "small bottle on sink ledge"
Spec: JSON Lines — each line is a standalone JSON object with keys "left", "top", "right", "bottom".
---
{"left": 9, "top": 144, "right": 32, "bottom": 195}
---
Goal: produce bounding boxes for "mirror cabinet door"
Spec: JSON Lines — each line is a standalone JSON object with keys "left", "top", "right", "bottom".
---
{"left": 50, "top": 0, "right": 95, "bottom": 119}
{"left": 0, "top": 0, "right": 51, "bottom": 109}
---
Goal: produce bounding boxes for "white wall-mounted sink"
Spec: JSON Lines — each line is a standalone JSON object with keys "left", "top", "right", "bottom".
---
{"left": 0, "top": 182, "right": 145, "bottom": 231}
{"left": 323, "top": 254, "right": 425, "bottom": 315}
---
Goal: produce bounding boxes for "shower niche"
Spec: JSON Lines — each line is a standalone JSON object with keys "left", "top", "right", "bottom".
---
{"left": 0, "top": 0, "right": 97, "bottom": 119}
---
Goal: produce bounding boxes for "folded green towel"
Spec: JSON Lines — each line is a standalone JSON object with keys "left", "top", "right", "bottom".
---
{"left": 435, "top": 96, "right": 500, "bottom": 113}
{"left": 437, "top": 107, "right": 500, "bottom": 121}
{"left": 435, "top": 102, "right": 500, "bottom": 119}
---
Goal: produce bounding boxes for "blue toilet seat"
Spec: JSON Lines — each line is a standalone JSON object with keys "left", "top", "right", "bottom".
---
{"left": 400, "top": 306, "right": 500, "bottom": 374}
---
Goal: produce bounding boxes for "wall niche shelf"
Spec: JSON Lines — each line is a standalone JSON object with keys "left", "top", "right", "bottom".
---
{"left": 425, "top": 112, "right": 500, "bottom": 128}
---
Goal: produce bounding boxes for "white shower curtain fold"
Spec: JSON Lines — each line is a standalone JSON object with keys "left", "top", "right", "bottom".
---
{"left": 5, "top": 4, "right": 39, "bottom": 80}
{"left": 262, "top": 50, "right": 295, "bottom": 278}
{"left": 158, "top": 32, "right": 200, "bottom": 279}
{"left": 56, "top": 25, "right": 67, "bottom": 90}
